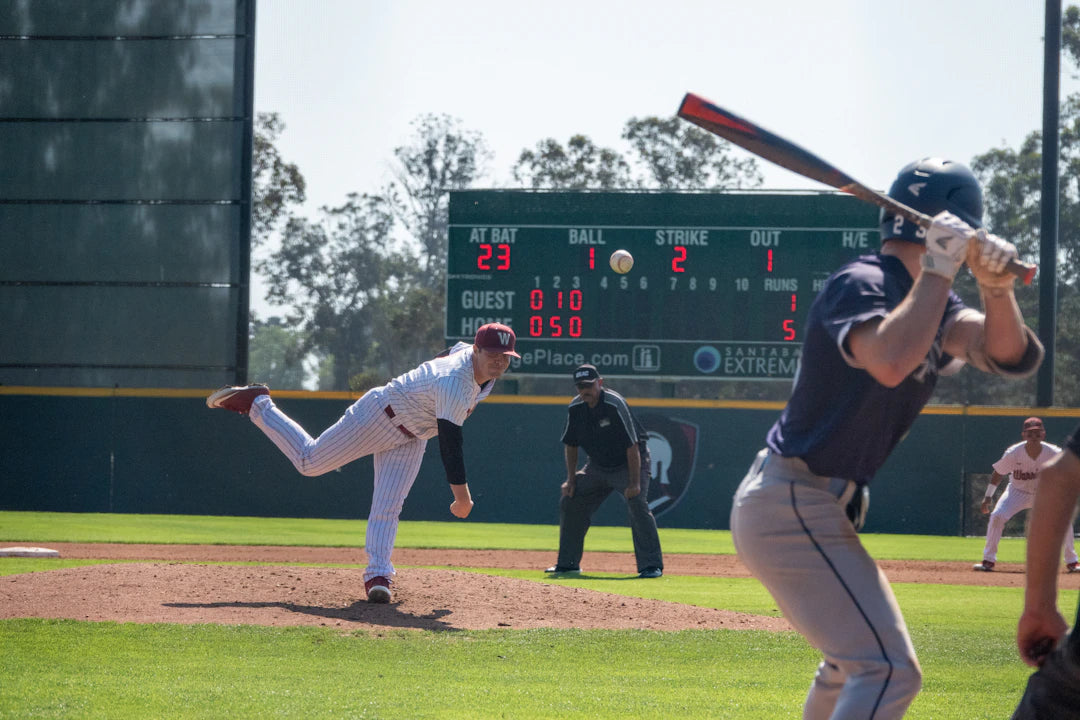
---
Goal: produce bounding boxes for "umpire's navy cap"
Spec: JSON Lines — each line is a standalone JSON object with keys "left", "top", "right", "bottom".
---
{"left": 573, "top": 364, "right": 600, "bottom": 385}
{"left": 474, "top": 322, "right": 521, "bottom": 358}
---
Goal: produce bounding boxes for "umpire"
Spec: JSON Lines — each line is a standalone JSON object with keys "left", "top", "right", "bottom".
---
{"left": 546, "top": 364, "right": 664, "bottom": 578}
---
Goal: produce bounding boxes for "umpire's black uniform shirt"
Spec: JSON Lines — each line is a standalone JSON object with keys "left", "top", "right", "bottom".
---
{"left": 561, "top": 388, "right": 647, "bottom": 469}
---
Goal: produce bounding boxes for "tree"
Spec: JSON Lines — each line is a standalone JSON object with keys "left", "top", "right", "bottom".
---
{"left": 955, "top": 4, "right": 1080, "bottom": 407}
{"left": 247, "top": 316, "right": 313, "bottom": 389}
{"left": 381, "top": 114, "right": 494, "bottom": 367}
{"left": 622, "top": 116, "right": 763, "bottom": 189}
{"left": 391, "top": 114, "right": 492, "bottom": 285}
{"left": 251, "top": 112, "right": 306, "bottom": 247}
{"left": 512, "top": 135, "right": 632, "bottom": 189}
{"left": 257, "top": 193, "right": 409, "bottom": 390}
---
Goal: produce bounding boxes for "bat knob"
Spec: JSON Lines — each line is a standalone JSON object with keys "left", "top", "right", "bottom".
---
{"left": 1021, "top": 264, "right": 1037, "bottom": 286}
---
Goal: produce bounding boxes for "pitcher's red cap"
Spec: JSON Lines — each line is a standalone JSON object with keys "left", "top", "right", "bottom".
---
{"left": 474, "top": 323, "right": 520, "bottom": 358}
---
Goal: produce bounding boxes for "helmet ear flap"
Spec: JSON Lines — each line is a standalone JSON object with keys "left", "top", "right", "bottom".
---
{"left": 878, "top": 158, "right": 984, "bottom": 244}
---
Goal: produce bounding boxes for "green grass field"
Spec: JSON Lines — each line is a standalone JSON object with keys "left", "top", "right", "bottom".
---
{"left": 1, "top": 511, "right": 1073, "bottom": 719}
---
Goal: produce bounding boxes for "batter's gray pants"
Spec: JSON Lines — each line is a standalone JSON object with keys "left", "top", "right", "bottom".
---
{"left": 556, "top": 460, "right": 663, "bottom": 573}
{"left": 731, "top": 449, "right": 921, "bottom": 720}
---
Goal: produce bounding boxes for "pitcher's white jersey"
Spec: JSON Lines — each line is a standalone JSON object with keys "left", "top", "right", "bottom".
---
{"left": 381, "top": 342, "right": 494, "bottom": 440}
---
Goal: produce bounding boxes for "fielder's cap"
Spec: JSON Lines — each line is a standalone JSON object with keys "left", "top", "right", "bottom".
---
{"left": 474, "top": 322, "right": 520, "bottom": 358}
{"left": 573, "top": 364, "right": 600, "bottom": 386}
{"left": 1023, "top": 417, "right": 1044, "bottom": 430}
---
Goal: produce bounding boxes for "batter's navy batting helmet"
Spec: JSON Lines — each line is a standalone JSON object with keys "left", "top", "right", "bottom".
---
{"left": 879, "top": 158, "right": 984, "bottom": 244}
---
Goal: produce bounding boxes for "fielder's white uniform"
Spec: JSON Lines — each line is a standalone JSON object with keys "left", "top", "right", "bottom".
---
{"left": 981, "top": 441, "right": 1078, "bottom": 565}
{"left": 248, "top": 342, "right": 495, "bottom": 581}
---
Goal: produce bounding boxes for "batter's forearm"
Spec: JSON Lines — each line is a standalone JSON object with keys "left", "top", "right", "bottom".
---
{"left": 979, "top": 288, "right": 1028, "bottom": 367}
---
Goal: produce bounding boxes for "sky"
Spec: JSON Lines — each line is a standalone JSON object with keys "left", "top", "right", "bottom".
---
{"left": 251, "top": 0, "right": 1077, "bottom": 313}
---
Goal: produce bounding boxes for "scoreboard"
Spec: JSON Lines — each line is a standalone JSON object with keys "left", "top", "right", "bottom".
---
{"left": 446, "top": 191, "right": 878, "bottom": 380}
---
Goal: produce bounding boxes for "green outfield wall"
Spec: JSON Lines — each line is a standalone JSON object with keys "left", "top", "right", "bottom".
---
{"left": 2, "top": 387, "right": 1078, "bottom": 535}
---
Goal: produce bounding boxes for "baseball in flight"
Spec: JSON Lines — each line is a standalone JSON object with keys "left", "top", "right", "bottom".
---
{"left": 609, "top": 249, "right": 634, "bottom": 274}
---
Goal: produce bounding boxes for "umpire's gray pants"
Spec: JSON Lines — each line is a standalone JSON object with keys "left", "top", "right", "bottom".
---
{"left": 556, "top": 460, "right": 663, "bottom": 573}
{"left": 731, "top": 449, "right": 921, "bottom": 720}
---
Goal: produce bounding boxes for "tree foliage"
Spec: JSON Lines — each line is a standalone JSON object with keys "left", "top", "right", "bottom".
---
{"left": 949, "top": 5, "right": 1080, "bottom": 407}
{"left": 257, "top": 193, "right": 408, "bottom": 390}
{"left": 512, "top": 117, "right": 762, "bottom": 191}
{"left": 251, "top": 112, "right": 306, "bottom": 247}
{"left": 622, "top": 116, "right": 763, "bottom": 189}
{"left": 247, "top": 316, "right": 312, "bottom": 389}
{"left": 391, "top": 114, "right": 492, "bottom": 285}
{"left": 513, "top": 135, "right": 632, "bottom": 189}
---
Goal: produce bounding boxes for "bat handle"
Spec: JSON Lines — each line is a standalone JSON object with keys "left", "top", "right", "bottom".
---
{"left": 963, "top": 227, "right": 1037, "bottom": 285}
{"left": 1006, "top": 257, "right": 1037, "bottom": 286}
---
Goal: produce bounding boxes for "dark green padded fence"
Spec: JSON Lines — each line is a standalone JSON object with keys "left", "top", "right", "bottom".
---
{"left": 3, "top": 390, "right": 1078, "bottom": 535}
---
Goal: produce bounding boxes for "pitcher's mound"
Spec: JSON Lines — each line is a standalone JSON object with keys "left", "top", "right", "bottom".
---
{"left": 0, "top": 563, "right": 789, "bottom": 632}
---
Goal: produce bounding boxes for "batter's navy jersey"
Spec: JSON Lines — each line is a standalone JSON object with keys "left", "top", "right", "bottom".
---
{"left": 562, "top": 388, "right": 647, "bottom": 470}
{"left": 766, "top": 254, "right": 966, "bottom": 484}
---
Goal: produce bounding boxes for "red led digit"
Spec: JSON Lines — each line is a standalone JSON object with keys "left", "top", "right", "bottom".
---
{"left": 549, "top": 316, "right": 563, "bottom": 337}
{"left": 556, "top": 291, "right": 564, "bottom": 309}
{"left": 791, "top": 294, "right": 797, "bottom": 312}
{"left": 767, "top": 249, "right": 773, "bottom": 273}
{"left": 783, "top": 319, "right": 796, "bottom": 341}
{"left": 529, "top": 289, "right": 543, "bottom": 310}
{"left": 672, "top": 246, "right": 687, "bottom": 273}
{"left": 477, "top": 243, "right": 492, "bottom": 270}
{"left": 529, "top": 316, "right": 543, "bottom": 336}
{"left": 588, "top": 247, "right": 595, "bottom": 270}
{"left": 496, "top": 243, "right": 510, "bottom": 270}
{"left": 569, "top": 316, "right": 582, "bottom": 337}
{"left": 569, "top": 289, "right": 582, "bottom": 311}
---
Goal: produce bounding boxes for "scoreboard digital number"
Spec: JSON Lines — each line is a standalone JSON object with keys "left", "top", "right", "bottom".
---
{"left": 447, "top": 191, "right": 878, "bottom": 380}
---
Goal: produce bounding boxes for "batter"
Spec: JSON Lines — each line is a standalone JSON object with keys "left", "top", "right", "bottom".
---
{"left": 207, "top": 322, "right": 519, "bottom": 603}
{"left": 730, "top": 159, "right": 1043, "bottom": 719}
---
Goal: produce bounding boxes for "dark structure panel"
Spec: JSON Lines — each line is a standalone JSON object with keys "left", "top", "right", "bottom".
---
{"left": 0, "top": 0, "right": 254, "bottom": 388}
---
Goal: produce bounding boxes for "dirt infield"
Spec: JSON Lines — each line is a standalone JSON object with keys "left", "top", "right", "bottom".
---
{"left": 2, "top": 543, "right": 1071, "bottom": 632}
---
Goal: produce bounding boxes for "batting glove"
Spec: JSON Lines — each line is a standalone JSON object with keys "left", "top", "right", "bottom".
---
{"left": 920, "top": 211, "right": 975, "bottom": 281}
{"left": 967, "top": 229, "right": 1018, "bottom": 289}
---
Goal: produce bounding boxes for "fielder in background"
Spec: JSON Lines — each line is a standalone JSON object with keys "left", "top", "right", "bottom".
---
{"left": 206, "top": 322, "right": 520, "bottom": 604}
{"left": 1012, "top": 422, "right": 1080, "bottom": 719}
{"left": 974, "top": 416, "right": 1078, "bottom": 573}
{"left": 730, "top": 158, "right": 1043, "bottom": 720}
{"left": 545, "top": 364, "right": 664, "bottom": 578}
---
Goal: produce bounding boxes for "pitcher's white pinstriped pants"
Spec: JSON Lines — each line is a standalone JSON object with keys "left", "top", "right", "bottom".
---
{"left": 249, "top": 391, "right": 427, "bottom": 581}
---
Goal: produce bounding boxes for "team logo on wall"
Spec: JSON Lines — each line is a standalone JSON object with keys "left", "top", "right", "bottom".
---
{"left": 639, "top": 413, "right": 700, "bottom": 518}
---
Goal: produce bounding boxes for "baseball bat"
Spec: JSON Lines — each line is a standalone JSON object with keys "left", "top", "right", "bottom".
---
{"left": 676, "top": 92, "right": 1037, "bottom": 285}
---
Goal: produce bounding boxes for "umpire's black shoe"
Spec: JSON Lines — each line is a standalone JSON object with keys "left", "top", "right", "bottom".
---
{"left": 638, "top": 567, "right": 663, "bottom": 579}
{"left": 544, "top": 566, "right": 580, "bottom": 574}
